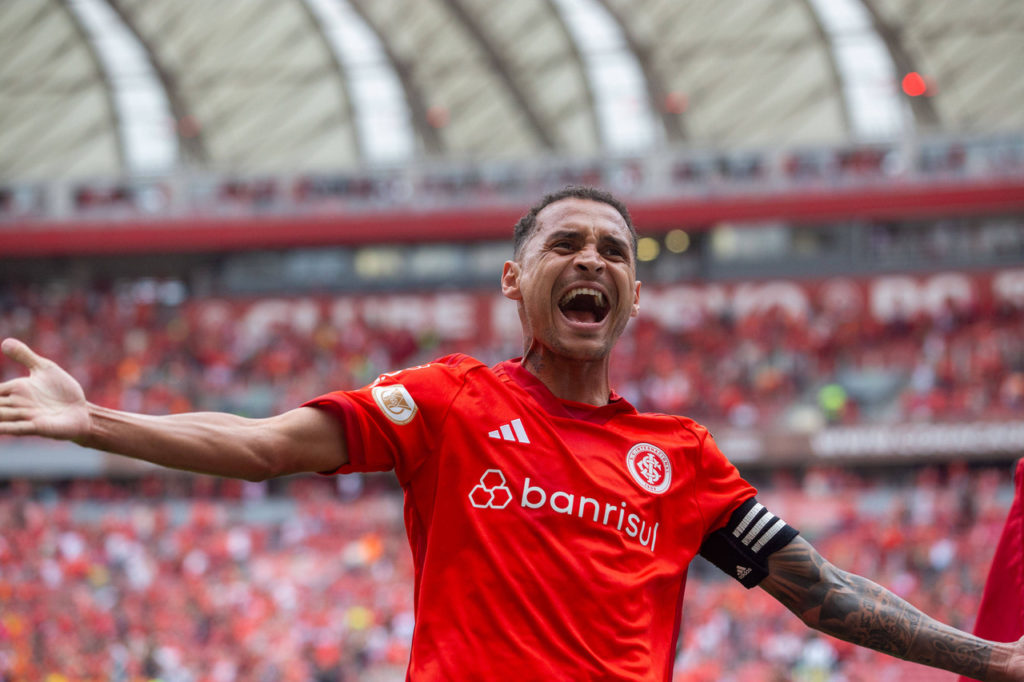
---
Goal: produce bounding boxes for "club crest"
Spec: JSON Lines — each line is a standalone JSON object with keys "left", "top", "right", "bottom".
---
{"left": 626, "top": 443, "right": 672, "bottom": 495}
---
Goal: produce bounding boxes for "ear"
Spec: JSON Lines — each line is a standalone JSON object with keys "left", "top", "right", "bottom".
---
{"left": 501, "top": 261, "right": 522, "bottom": 301}
{"left": 630, "top": 279, "right": 641, "bottom": 318}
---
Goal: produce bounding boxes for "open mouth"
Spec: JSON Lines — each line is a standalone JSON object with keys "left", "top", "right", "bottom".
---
{"left": 558, "top": 287, "right": 610, "bottom": 324}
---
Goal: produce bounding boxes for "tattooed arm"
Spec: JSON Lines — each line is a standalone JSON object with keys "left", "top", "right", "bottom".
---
{"left": 759, "top": 536, "right": 1024, "bottom": 681}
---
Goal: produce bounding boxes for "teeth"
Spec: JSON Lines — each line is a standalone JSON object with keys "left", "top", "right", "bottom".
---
{"left": 559, "top": 287, "right": 606, "bottom": 308}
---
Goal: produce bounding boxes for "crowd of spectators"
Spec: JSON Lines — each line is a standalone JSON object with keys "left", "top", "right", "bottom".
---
{"left": 1, "top": 133, "right": 1021, "bottom": 222}
{"left": 0, "top": 462, "right": 1014, "bottom": 681}
{"left": 611, "top": 292, "right": 1024, "bottom": 430}
{"left": 1, "top": 266, "right": 1022, "bottom": 680}
{"left": 1, "top": 274, "right": 1022, "bottom": 436}
{"left": 0, "top": 475, "right": 414, "bottom": 682}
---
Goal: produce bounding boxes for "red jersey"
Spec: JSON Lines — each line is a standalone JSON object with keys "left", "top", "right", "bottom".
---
{"left": 305, "top": 355, "right": 755, "bottom": 681}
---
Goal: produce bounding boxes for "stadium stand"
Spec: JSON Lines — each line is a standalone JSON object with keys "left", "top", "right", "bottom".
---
{"left": 1, "top": 134, "right": 1021, "bottom": 222}
{"left": 3, "top": 136, "right": 1024, "bottom": 681}
{"left": 2, "top": 267, "right": 1024, "bottom": 432}
{"left": 2, "top": 241, "right": 1023, "bottom": 680}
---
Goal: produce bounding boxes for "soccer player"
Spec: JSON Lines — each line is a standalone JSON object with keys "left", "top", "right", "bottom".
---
{"left": 1, "top": 186, "right": 1022, "bottom": 680}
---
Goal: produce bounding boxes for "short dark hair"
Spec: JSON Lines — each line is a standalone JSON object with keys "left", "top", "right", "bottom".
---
{"left": 512, "top": 185, "right": 637, "bottom": 260}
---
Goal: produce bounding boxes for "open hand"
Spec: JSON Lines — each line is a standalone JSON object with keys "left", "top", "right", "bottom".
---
{"left": 0, "top": 338, "right": 91, "bottom": 440}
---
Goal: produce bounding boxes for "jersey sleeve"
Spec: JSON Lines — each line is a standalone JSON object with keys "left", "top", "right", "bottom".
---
{"left": 302, "top": 355, "right": 474, "bottom": 485}
{"left": 689, "top": 424, "right": 758, "bottom": 536}
{"left": 689, "top": 424, "right": 799, "bottom": 588}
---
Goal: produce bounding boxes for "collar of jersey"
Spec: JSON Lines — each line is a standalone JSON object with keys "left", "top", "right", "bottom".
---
{"left": 494, "top": 358, "right": 636, "bottom": 425}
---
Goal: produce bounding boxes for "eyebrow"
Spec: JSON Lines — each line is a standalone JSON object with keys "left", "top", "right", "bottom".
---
{"left": 547, "top": 229, "right": 582, "bottom": 243}
{"left": 547, "top": 228, "right": 630, "bottom": 251}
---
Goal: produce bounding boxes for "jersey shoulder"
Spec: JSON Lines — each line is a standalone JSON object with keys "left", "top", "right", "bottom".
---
{"left": 433, "top": 353, "right": 485, "bottom": 371}
{"left": 371, "top": 353, "right": 487, "bottom": 386}
{"left": 623, "top": 409, "right": 712, "bottom": 444}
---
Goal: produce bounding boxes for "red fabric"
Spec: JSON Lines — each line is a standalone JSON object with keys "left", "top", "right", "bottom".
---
{"left": 305, "top": 355, "right": 755, "bottom": 681}
{"left": 959, "top": 458, "right": 1024, "bottom": 682}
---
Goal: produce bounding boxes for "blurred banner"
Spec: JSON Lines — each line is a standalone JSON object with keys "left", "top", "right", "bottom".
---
{"left": 186, "top": 268, "right": 1024, "bottom": 343}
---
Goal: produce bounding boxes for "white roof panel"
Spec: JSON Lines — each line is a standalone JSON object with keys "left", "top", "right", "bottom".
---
{"left": 1, "top": 0, "right": 1021, "bottom": 179}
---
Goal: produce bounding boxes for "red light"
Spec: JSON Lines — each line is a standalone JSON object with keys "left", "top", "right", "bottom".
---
{"left": 902, "top": 72, "right": 928, "bottom": 97}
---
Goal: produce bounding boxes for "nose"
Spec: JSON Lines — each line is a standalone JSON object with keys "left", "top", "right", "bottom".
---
{"left": 574, "top": 244, "right": 604, "bottom": 273}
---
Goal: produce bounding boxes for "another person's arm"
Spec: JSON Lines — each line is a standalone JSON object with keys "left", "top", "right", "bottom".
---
{"left": 760, "top": 535, "right": 1024, "bottom": 681}
{"left": 0, "top": 338, "right": 347, "bottom": 480}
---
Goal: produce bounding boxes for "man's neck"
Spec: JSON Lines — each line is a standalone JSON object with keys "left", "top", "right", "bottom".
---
{"left": 521, "top": 350, "right": 612, "bottom": 406}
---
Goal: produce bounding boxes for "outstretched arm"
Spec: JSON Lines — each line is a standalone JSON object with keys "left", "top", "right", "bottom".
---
{"left": 0, "top": 338, "right": 347, "bottom": 480}
{"left": 760, "top": 535, "right": 1024, "bottom": 681}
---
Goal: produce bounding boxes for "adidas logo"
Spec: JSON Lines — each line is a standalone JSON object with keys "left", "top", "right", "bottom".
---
{"left": 736, "top": 565, "right": 752, "bottom": 580}
{"left": 488, "top": 418, "right": 530, "bottom": 444}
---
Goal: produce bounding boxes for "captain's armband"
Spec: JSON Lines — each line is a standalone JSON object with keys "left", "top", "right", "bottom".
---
{"left": 698, "top": 497, "right": 799, "bottom": 588}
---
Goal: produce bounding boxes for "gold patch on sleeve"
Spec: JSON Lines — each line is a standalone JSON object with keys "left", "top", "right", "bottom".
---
{"left": 371, "top": 384, "right": 418, "bottom": 425}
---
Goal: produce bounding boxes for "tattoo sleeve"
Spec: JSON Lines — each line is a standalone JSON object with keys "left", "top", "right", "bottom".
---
{"left": 760, "top": 536, "right": 995, "bottom": 679}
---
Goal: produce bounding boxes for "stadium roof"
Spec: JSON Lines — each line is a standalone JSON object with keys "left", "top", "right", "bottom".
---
{"left": 1, "top": 0, "right": 1022, "bottom": 180}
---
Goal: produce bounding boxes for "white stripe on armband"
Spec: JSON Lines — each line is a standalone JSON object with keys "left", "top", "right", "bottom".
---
{"left": 741, "top": 511, "right": 777, "bottom": 547}
{"left": 752, "top": 518, "right": 788, "bottom": 553}
{"left": 732, "top": 503, "right": 764, "bottom": 538}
